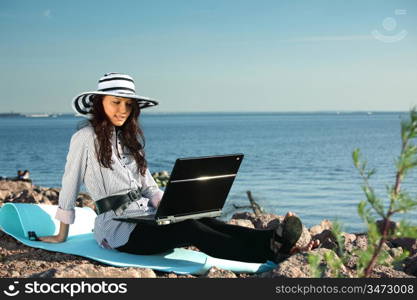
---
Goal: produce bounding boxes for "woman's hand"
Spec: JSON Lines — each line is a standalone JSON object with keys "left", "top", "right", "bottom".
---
{"left": 38, "top": 222, "right": 70, "bottom": 243}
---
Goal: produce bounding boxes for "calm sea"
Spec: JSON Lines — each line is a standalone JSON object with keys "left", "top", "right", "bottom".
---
{"left": 1, "top": 112, "right": 416, "bottom": 232}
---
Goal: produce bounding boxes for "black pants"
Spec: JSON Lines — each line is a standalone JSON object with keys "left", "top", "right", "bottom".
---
{"left": 115, "top": 217, "right": 275, "bottom": 263}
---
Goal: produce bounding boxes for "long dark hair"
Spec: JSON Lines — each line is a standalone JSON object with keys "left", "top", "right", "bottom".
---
{"left": 78, "top": 95, "right": 147, "bottom": 176}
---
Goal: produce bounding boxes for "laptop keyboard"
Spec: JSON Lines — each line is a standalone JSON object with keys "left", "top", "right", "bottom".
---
{"left": 121, "top": 209, "right": 156, "bottom": 217}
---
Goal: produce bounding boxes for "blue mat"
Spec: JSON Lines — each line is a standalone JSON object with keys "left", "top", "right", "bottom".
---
{"left": 0, "top": 203, "right": 276, "bottom": 275}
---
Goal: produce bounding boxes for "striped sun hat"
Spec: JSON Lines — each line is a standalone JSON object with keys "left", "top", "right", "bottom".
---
{"left": 72, "top": 72, "right": 158, "bottom": 116}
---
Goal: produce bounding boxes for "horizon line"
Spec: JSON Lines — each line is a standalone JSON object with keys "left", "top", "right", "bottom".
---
{"left": 0, "top": 109, "right": 411, "bottom": 115}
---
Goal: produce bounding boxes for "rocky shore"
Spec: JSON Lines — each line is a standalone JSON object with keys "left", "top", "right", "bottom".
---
{"left": 0, "top": 179, "right": 416, "bottom": 278}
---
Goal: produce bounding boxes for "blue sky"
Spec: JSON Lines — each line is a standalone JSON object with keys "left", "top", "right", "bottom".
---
{"left": 1, "top": 0, "right": 416, "bottom": 113}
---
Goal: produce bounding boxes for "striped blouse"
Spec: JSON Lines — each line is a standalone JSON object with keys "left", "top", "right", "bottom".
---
{"left": 54, "top": 124, "right": 164, "bottom": 249}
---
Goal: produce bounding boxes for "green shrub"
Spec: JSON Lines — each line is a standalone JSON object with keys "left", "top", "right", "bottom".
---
{"left": 309, "top": 109, "right": 417, "bottom": 278}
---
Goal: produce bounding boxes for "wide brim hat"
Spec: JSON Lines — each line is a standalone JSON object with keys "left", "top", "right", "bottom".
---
{"left": 72, "top": 72, "right": 158, "bottom": 116}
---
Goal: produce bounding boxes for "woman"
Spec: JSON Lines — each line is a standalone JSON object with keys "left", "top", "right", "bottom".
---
{"left": 39, "top": 72, "right": 318, "bottom": 263}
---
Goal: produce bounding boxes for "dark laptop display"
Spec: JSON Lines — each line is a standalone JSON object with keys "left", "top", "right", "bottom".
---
{"left": 113, "top": 153, "right": 244, "bottom": 225}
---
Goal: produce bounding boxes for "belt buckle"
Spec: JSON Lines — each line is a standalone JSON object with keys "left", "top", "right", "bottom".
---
{"left": 128, "top": 190, "right": 139, "bottom": 200}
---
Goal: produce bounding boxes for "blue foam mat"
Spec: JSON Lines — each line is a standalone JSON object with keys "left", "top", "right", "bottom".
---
{"left": 0, "top": 203, "right": 276, "bottom": 275}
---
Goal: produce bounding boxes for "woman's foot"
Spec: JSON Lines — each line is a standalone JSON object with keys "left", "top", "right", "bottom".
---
{"left": 289, "top": 239, "right": 321, "bottom": 254}
{"left": 270, "top": 212, "right": 320, "bottom": 262}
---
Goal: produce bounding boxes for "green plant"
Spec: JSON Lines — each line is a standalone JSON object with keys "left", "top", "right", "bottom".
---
{"left": 308, "top": 220, "right": 349, "bottom": 277}
{"left": 309, "top": 109, "right": 417, "bottom": 277}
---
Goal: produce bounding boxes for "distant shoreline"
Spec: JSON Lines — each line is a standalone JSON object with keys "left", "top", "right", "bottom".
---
{"left": 0, "top": 113, "right": 61, "bottom": 118}
{"left": 0, "top": 111, "right": 410, "bottom": 118}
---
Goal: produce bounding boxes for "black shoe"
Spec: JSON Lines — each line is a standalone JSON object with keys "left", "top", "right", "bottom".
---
{"left": 270, "top": 215, "right": 303, "bottom": 263}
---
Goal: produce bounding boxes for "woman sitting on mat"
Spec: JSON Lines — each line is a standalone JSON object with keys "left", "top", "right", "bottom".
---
{"left": 38, "top": 72, "right": 319, "bottom": 263}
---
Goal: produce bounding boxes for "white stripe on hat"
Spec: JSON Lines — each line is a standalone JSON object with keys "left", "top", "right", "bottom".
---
{"left": 98, "top": 80, "right": 135, "bottom": 92}
{"left": 78, "top": 96, "right": 89, "bottom": 112}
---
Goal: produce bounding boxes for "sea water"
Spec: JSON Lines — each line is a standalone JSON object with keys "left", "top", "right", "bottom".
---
{"left": 0, "top": 112, "right": 415, "bottom": 232}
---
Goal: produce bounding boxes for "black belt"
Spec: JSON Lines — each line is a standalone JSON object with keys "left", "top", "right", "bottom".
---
{"left": 95, "top": 189, "right": 142, "bottom": 216}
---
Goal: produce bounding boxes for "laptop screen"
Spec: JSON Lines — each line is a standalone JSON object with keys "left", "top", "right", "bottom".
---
{"left": 156, "top": 154, "right": 244, "bottom": 218}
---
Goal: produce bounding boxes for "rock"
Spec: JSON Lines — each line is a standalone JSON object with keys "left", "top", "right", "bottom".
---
{"left": 404, "top": 253, "right": 417, "bottom": 276}
{"left": 227, "top": 219, "right": 254, "bottom": 228}
{"left": 7, "top": 189, "right": 36, "bottom": 203}
{"left": 231, "top": 212, "right": 288, "bottom": 230}
{"left": 371, "top": 265, "right": 414, "bottom": 278}
{"left": 309, "top": 225, "right": 324, "bottom": 237}
{"left": 253, "top": 213, "right": 282, "bottom": 229}
{"left": 389, "top": 247, "right": 404, "bottom": 259}
{"left": 4, "top": 239, "right": 19, "bottom": 250}
{"left": 29, "top": 269, "right": 58, "bottom": 278}
{"left": 0, "top": 190, "right": 10, "bottom": 200}
{"left": 260, "top": 248, "right": 350, "bottom": 278}
{"left": 376, "top": 219, "right": 397, "bottom": 235}
{"left": 381, "top": 242, "right": 391, "bottom": 252}
{"left": 266, "top": 253, "right": 312, "bottom": 278}
{"left": 381, "top": 243, "right": 394, "bottom": 265}
{"left": 344, "top": 255, "right": 359, "bottom": 269}
{"left": 40, "top": 196, "right": 52, "bottom": 205}
{"left": 309, "top": 219, "right": 333, "bottom": 236}
{"left": 44, "top": 189, "right": 58, "bottom": 201}
{"left": 203, "top": 267, "right": 237, "bottom": 278}
{"left": 313, "top": 231, "right": 356, "bottom": 256}
{"left": 152, "top": 171, "right": 170, "bottom": 188}
{"left": 32, "top": 265, "right": 157, "bottom": 278}
{"left": 296, "top": 226, "right": 312, "bottom": 249}
{"left": 345, "top": 242, "right": 393, "bottom": 271}
{"left": 33, "top": 192, "right": 43, "bottom": 202}
{"left": 11, "top": 271, "right": 20, "bottom": 277}
{"left": 312, "top": 231, "right": 356, "bottom": 254}
{"left": 0, "top": 180, "right": 32, "bottom": 192}
{"left": 51, "top": 188, "right": 60, "bottom": 194}
{"left": 320, "top": 219, "right": 333, "bottom": 230}
{"left": 354, "top": 234, "right": 368, "bottom": 251}
{"left": 34, "top": 187, "right": 43, "bottom": 193}
{"left": 342, "top": 233, "right": 357, "bottom": 253}
{"left": 0, "top": 181, "right": 93, "bottom": 210}
{"left": 0, "top": 180, "right": 33, "bottom": 201}
{"left": 313, "top": 230, "right": 337, "bottom": 250}
{"left": 76, "top": 193, "right": 95, "bottom": 210}
{"left": 231, "top": 212, "right": 256, "bottom": 222}
{"left": 390, "top": 238, "right": 417, "bottom": 255}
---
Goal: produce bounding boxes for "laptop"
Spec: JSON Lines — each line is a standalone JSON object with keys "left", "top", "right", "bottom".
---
{"left": 113, "top": 153, "right": 244, "bottom": 225}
